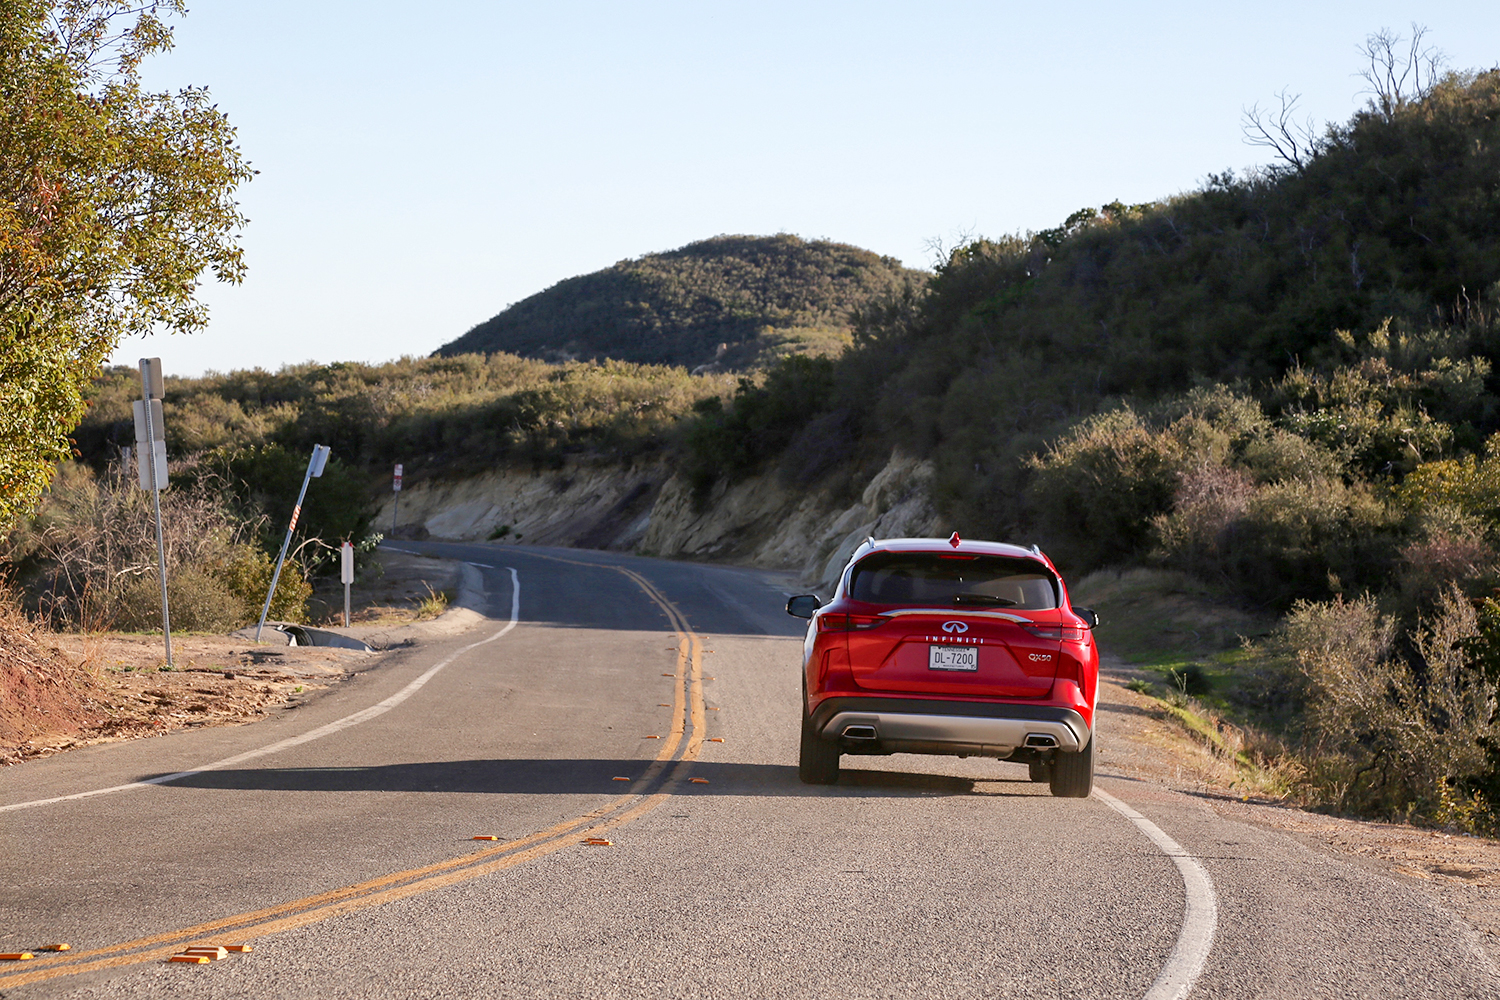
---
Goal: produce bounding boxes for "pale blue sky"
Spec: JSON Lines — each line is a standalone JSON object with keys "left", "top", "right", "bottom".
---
{"left": 107, "top": 1, "right": 1500, "bottom": 376}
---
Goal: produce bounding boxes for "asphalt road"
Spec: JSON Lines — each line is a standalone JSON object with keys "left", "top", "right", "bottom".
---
{"left": 1, "top": 541, "right": 1496, "bottom": 999}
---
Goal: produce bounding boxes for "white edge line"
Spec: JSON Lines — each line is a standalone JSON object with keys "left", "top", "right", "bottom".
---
{"left": 1, "top": 567, "right": 522, "bottom": 814}
{"left": 1094, "top": 787, "right": 1218, "bottom": 1000}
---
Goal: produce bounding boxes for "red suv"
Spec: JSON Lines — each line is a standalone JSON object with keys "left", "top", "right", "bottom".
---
{"left": 786, "top": 535, "right": 1099, "bottom": 797}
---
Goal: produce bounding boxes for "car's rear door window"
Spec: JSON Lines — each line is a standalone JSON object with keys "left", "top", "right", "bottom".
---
{"left": 849, "top": 553, "right": 1059, "bottom": 610}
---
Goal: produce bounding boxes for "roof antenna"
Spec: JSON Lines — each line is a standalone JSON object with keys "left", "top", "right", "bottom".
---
{"left": 949, "top": 532, "right": 962, "bottom": 548}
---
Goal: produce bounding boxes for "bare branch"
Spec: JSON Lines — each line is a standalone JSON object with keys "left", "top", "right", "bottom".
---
{"left": 1357, "top": 23, "right": 1447, "bottom": 119}
{"left": 1241, "top": 89, "right": 1319, "bottom": 172}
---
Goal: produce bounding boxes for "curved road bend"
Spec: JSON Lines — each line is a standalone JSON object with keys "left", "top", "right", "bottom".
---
{"left": 0, "top": 540, "right": 1493, "bottom": 999}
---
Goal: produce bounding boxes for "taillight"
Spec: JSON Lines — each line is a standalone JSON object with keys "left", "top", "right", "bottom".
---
{"left": 1022, "top": 624, "right": 1085, "bottom": 642}
{"left": 818, "top": 613, "right": 885, "bottom": 631}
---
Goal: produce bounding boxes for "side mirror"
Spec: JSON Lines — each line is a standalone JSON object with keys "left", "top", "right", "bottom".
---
{"left": 786, "top": 595, "right": 821, "bottom": 619}
{"left": 1071, "top": 606, "right": 1100, "bottom": 629}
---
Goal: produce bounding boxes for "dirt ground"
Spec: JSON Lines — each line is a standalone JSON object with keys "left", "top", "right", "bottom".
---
{"left": 0, "top": 551, "right": 461, "bottom": 766}
{"left": 1096, "top": 664, "right": 1500, "bottom": 943}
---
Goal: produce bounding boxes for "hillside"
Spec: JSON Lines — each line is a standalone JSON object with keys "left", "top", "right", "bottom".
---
{"left": 687, "top": 67, "right": 1500, "bottom": 559}
{"left": 435, "top": 234, "right": 926, "bottom": 370}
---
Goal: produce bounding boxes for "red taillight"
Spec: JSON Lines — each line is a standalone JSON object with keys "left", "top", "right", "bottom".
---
{"left": 818, "top": 613, "right": 885, "bottom": 631}
{"left": 1022, "top": 624, "right": 1085, "bottom": 642}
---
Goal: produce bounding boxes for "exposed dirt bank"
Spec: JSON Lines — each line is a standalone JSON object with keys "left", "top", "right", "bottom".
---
{"left": 375, "top": 449, "right": 943, "bottom": 593}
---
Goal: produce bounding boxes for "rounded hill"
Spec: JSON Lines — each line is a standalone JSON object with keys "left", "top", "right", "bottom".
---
{"left": 435, "top": 234, "right": 927, "bottom": 370}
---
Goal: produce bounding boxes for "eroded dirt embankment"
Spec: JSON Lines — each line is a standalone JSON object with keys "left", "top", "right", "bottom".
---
{"left": 376, "top": 449, "right": 944, "bottom": 593}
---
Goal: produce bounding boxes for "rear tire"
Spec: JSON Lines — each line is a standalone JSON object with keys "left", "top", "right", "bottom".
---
{"left": 1028, "top": 759, "right": 1052, "bottom": 783}
{"left": 799, "top": 717, "right": 840, "bottom": 784}
{"left": 1049, "top": 736, "right": 1094, "bottom": 798}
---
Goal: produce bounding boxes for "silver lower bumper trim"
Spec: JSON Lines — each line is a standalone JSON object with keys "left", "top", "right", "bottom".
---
{"left": 822, "top": 710, "right": 1088, "bottom": 753}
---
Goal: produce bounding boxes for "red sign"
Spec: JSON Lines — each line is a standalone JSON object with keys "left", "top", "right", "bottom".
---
{"left": 393, "top": 463, "right": 403, "bottom": 492}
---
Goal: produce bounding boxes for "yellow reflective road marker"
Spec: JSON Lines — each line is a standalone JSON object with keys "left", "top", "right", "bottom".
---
{"left": 168, "top": 955, "right": 209, "bottom": 964}
{"left": 0, "top": 954, "right": 33, "bottom": 961}
{"left": 41, "top": 945, "right": 70, "bottom": 952}
{"left": 471, "top": 836, "right": 500, "bottom": 841}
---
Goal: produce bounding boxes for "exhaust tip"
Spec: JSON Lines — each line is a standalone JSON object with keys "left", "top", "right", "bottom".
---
{"left": 842, "top": 725, "right": 878, "bottom": 740}
{"left": 1024, "top": 733, "right": 1057, "bottom": 748}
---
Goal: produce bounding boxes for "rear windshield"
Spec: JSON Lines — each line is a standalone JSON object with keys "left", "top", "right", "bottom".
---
{"left": 848, "top": 552, "right": 1059, "bottom": 610}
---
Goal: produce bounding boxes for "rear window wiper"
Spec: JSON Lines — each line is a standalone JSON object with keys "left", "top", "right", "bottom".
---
{"left": 952, "top": 593, "right": 1017, "bottom": 606}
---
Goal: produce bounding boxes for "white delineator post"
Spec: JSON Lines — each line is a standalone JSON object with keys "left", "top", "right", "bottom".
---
{"left": 340, "top": 541, "right": 354, "bottom": 628}
{"left": 134, "top": 358, "right": 172, "bottom": 669}
{"left": 255, "top": 444, "right": 331, "bottom": 642}
{"left": 392, "top": 463, "right": 403, "bottom": 535}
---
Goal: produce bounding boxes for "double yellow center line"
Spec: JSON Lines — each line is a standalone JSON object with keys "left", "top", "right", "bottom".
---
{"left": 0, "top": 558, "right": 707, "bottom": 991}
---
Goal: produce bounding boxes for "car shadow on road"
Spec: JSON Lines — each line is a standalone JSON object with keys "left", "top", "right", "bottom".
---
{"left": 153, "top": 759, "right": 1043, "bottom": 799}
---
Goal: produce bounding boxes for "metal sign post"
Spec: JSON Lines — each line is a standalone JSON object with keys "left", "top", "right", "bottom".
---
{"left": 255, "top": 444, "right": 331, "bottom": 642}
{"left": 340, "top": 541, "right": 354, "bottom": 628}
{"left": 134, "top": 358, "right": 172, "bottom": 669}
{"left": 392, "top": 463, "right": 403, "bottom": 535}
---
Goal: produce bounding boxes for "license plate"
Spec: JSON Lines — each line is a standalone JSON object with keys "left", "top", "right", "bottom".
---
{"left": 929, "top": 645, "right": 978, "bottom": 671}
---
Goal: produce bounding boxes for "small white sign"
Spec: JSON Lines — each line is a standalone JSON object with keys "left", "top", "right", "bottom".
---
{"left": 136, "top": 439, "right": 168, "bottom": 490}
{"left": 139, "top": 357, "right": 164, "bottom": 399}
{"left": 309, "top": 444, "right": 331, "bottom": 478}
{"left": 132, "top": 399, "right": 165, "bottom": 443}
{"left": 393, "top": 463, "right": 403, "bottom": 492}
{"left": 340, "top": 542, "right": 355, "bottom": 584}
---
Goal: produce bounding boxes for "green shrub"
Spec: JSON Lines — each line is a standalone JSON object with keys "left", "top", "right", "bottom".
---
{"left": 1396, "top": 435, "right": 1500, "bottom": 522}
{"left": 112, "top": 564, "right": 244, "bottom": 634}
{"left": 1253, "top": 588, "right": 1500, "bottom": 829}
{"left": 1027, "top": 406, "right": 1189, "bottom": 569}
{"left": 682, "top": 355, "right": 837, "bottom": 503}
{"left": 218, "top": 544, "right": 311, "bottom": 624}
{"left": 1216, "top": 477, "right": 1401, "bottom": 605}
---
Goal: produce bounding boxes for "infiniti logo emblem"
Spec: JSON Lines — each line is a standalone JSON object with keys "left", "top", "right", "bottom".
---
{"left": 941, "top": 621, "right": 968, "bottom": 634}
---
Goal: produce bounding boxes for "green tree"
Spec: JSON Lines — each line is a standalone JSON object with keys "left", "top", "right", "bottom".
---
{"left": 0, "top": 0, "right": 251, "bottom": 528}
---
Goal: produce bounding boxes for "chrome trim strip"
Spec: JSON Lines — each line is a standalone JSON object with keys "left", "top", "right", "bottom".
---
{"left": 877, "top": 608, "right": 1036, "bottom": 624}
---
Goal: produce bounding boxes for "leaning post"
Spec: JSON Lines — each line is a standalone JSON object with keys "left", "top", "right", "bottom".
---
{"left": 255, "top": 444, "right": 330, "bottom": 642}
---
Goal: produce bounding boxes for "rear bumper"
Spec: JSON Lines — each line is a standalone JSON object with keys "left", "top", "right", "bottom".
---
{"left": 809, "top": 697, "right": 1090, "bottom": 757}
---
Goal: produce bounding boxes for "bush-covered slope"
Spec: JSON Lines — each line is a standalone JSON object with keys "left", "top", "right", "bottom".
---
{"left": 688, "top": 68, "right": 1500, "bottom": 558}
{"left": 436, "top": 234, "right": 926, "bottom": 369}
